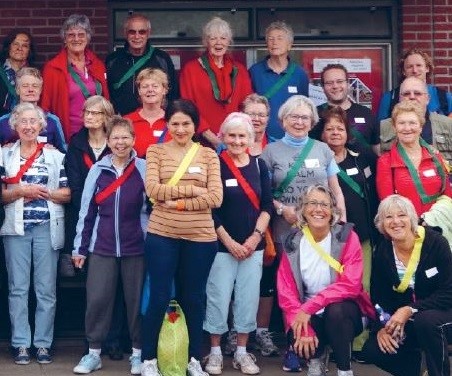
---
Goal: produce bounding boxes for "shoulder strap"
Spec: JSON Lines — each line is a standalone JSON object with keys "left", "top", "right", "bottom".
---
{"left": 264, "top": 62, "right": 297, "bottom": 99}
{"left": 3, "top": 143, "right": 45, "bottom": 184}
{"left": 338, "top": 169, "right": 365, "bottom": 198}
{"left": 68, "top": 63, "right": 102, "bottom": 99}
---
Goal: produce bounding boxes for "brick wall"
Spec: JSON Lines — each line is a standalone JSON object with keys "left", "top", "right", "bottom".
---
{"left": 401, "top": 0, "right": 452, "bottom": 91}
{"left": 0, "top": 0, "right": 109, "bottom": 68}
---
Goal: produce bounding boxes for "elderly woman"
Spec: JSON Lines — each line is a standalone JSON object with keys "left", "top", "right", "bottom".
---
{"left": 241, "top": 93, "right": 270, "bottom": 157}
{"left": 41, "top": 14, "right": 109, "bottom": 141}
{"left": 376, "top": 101, "right": 451, "bottom": 217}
{"left": 203, "top": 112, "right": 271, "bottom": 375}
{"left": 277, "top": 184, "right": 374, "bottom": 376}
{"left": 362, "top": 195, "right": 452, "bottom": 376}
{"left": 249, "top": 21, "right": 309, "bottom": 141}
{"left": 377, "top": 48, "right": 452, "bottom": 122}
{"left": 72, "top": 116, "right": 147, "bottom": 375}
{"left": 0, "top": 67, "right": 66, "bottom": 151}
{"left": 0, "top": 29, "right": 36, "bottom": 116}
{"left": 141, "top": 99, "right": 223, "bottom": 376}
{"left": 0, "top": 102, "right": 70, "bottom": 365}
{"left": 124, "top": 68, "right": 171, "bottom": 158}
{"left": 180, "top": 17, "right": 252, "bottom": 149}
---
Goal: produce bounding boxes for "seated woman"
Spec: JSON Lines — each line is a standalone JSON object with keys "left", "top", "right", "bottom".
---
{"left": 362, "top": 194, "right": 452, "bottom": 376}
{"left": 277, "top": 184, "right": 374, "bottom": 376}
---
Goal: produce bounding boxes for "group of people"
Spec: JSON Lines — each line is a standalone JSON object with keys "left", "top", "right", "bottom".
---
{"left": 0, "top": 10, "right": 451, "bottom": 376}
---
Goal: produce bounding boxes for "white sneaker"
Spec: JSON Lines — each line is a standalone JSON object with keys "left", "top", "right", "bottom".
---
{"left": 73, "top": 353, "right": 102, "bottom": 374}
{"left": 203, "top": 353, "right": 223, "bottom": 375}
{"left": 187, "top": 357, "right": 209, "bottom": 376}
{"left": 141, "top": 359, "right": 162, "bottom": 376}
{"left": 130, "top": 354, "right": 142, "bottom": 375}
{"left": 232, "top": 353, "right": 260, "bottom": 375}
{"left": 307, "top": 358, "right": 326, "bottom": 376}
{"left": 337, "top": 370, "right": 354, "bottom": 376}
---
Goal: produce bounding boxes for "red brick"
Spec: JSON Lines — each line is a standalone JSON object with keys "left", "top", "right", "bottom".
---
{"left": 2, "top": 9, "right": 31, "bottom": 17}
{"left": 416, "top": 32, "right": 432, "bottom": 40}
{"left": 32, "top": 9, "right": 63, "bottom": 17}
{"left": 433, "top": 14, "right": 447, "bottom": 23}
{"left": 17, "top": 18, "right": 47, "bottom": 26}
{"left": 416, "top": 15, "right": 432, "bottom": 23}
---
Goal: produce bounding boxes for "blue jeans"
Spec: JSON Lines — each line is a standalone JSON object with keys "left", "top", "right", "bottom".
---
{"left": 141, "top": 233, "right": 217, "bottom": 361}
{"left": 3, "top": 222, "right": 59, "bottom": 348}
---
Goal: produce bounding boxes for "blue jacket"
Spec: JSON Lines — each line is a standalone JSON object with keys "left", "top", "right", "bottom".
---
{"left": 73, "top": 152, "right": 148, "bottom": 257}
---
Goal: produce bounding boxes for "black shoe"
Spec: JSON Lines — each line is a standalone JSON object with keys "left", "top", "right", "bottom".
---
{"left": 59, "top": 253, "right": 76, "bottom": 277}
{"left": 13, "top": 347, "right": 30, "bottom": 365}
{"left": 107, "top": 345, "right": 123, "bottom": 361}
{"left": 352, "top": 351, "right": 367, "bottom": 364}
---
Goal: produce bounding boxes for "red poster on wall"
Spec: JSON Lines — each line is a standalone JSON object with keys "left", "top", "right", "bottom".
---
{"left": 300, "top": 48, "right": 384, "bottom": 113}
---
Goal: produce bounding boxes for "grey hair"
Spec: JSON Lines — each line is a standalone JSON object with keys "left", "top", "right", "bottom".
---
{"left": 15, "top": 67, "right": 43, "bottom": 90}
{"left": 123, "top": 13, "right": 151, "bottom": 34}
{"left": 278, "top": 95, "right": 319, "bottom": 126}
{"left": 296, "top": 184, "right": 341, "bottom": 227}
{"left": 218, "top": 112, "right": 254, "bottom": 146}
{"left": 83, "top": 95, "right": 115, "bottom": 119}
{"left": 241, "top": 93, "right": 270, "bottom": 114}
{"left": 265, "top": 21, "right": 294, "bottom": 45}
{"left": 61, "top": 14, "right": 92, "bottom": 42}
{"left": 9, "top": 102, "right": 47, "bottom": 131}
{"left": 374, "top": 194, "right": 418, "bottom": 238}
{"left": 202, "top": 17, "right": 233, "bottom": 47}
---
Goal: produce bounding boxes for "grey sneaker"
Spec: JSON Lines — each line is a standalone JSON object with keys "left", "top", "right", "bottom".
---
{"left": 203, "top": 353, "right": 223, "bottom": 375}
{"left": 223, "top": 329, "right": 237, "bottom": 356}
{"left": 337, "top": 370, "right": 354, "bottom": 376}
{"left": 232, "top": 353, "right": 260, "bottom": 375}
{"left": 187, "top": 357, "right": 209, "bottom": 376}
{"left": 307, "top": 358, "right": 326, "bottom": 376}
{"left": 254, "top": 330, "right": 279, "bottom": 357}
{"left": 141, "top": 359, "right": 162, "bottom": 376}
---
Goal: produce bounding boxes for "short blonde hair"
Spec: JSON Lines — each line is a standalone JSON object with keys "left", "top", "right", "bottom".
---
{"left": 135, "top": 68, "right": 169, "bottom": 92}
{"left": 83, "top": 95, "right": 115, "bottom": 118}
{"left": 391, "top": 100, "right": 426, "bottom": 128}
{"left": 15, "top": 67, "right": 42, "bottom": 90}
{"left": 202, "top": 17, "right": 232, "bottom": 47}
{"left": 106, "top": 116, "right": 135, "bottom": 139}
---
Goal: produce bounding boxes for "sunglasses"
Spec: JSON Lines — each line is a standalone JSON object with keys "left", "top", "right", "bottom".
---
{"left": 127, "top": 29, "right": 148, "bottom": 36}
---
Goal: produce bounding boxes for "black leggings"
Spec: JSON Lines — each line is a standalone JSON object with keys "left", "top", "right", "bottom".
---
{"left": 288, "top": 300, "right": 363, "bottom": 371}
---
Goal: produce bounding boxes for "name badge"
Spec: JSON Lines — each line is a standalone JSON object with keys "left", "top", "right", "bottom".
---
{"left": 423, "top": 169, "right": 436, "bottom": 177}
{"left": 305, "top": 159, "right": 320, "bottom": 168}
{"left": 153, "top": 130, "right": 163, "bottom": 137}
{"left": 364, "top": 166, "right": 372, "bottom": 178}
{"left": 346, "top": 167, "right": 359, "bottom": 176}
{"left": 37, "top": 136, "right": 47, "bottom": 143}
{"left": 425, "top": 267, "right": 438, "bottom": 278}
{"left": 354, "top": 117, "right": 365, "bottom": 124}
{"left": 225, "top": 179, "right": 238, "bottom": 187}
{"left": 288, "top": 86, "right": 298, "bottom": 94}
{"left": 188, "top": 166, "right": 201, "bottom": 174}
{"left": 27, "top": 168, "right": 39, "bottom": 175}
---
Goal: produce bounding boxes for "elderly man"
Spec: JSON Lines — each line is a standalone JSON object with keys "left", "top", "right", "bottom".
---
{"left": 380, "top": 76, "right": 452, "bottom": 165}
{"left": 249, "top": 21, "right": 309, "bottom": 141}
{"left": 316, "top": 63, "right": 380, "bottom": 155}
{"left": 106, "top": 13, "right": 178, "bottom": 115}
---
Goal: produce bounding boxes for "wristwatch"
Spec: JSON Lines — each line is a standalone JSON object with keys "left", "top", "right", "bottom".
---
{"left": 276, "top": 203, "right": 285, "bottom": 216}
{"left": 254, "top": 228, "right": 264, "bottom": 237}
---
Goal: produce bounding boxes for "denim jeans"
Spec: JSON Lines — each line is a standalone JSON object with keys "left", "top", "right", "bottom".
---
{"left": 141, "top": 233, "right": 217, "bottom": 361}
{"left": 3, "top": 222, "right": 59, "bottom": 348}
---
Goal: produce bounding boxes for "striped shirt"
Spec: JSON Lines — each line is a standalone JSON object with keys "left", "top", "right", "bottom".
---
{"left": 146, "top": 143, "right": 223, "bottom": 242}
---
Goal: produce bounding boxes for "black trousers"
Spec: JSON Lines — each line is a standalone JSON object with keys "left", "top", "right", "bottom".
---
{"left": 362, "top": 309, "right": 452, "bottom": 376}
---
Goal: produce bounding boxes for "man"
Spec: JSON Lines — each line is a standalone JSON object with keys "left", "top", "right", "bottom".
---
{"left": 316, "top": 63, "right": 380, "bottom": 155}
{"left": 380, "top": 76, "right": 452, "bottom": 164}
{"left": 249, "top": 21, "right": 309, "bottom": 141}
{"left": 106, "top": 13, "right": 179, "bottom": 115}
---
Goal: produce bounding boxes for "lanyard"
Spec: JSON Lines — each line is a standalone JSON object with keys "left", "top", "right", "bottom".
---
{"left": 264, "top": 61, "right": 297, "bottom": 99}
{"left": 3, "top": 143, "right": 45, "bottom": 184}
{"left": 338, "top": 169, "right": 364, "bottom": 198}
{"left": 200, "top": 55, "right": 238, "bottom": 103}
{"left": 68, "top": 63, "right": 102, "bottom": 99}
{"left": 393, "top": 226, "right": 425, "bottom": 293}
{"left": 397, "top": 139, "right": 446, "bottom": 204}
{"left": 302, "top": 226, "right": 344, "bottom": 274}
{"left": 95, "top": 159, "right": 136, "bottom": 204}
{"left": 112, "top": 45, "right": 155, "bottom": 90}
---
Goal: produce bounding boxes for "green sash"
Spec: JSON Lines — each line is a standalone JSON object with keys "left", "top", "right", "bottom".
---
{"left": 200, "top": 55, "right": 238, "bottom": 103}
{"left": 264, "top": 61, "right": 297, "bottom": 99}
{"left": 68, "top": 63, "right": 102, "bottom": 99}
{"left": 113, "top": 46, "right": 155, "bottom": 90}
{"left": 0, "top": 67, "right": 17, "bottom": 101}
{"left": 338, "top": 169, "right": 364, "bottom": 198}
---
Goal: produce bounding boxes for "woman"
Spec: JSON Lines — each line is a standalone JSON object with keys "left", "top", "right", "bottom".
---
{"left": 277, "top": 184, "right": 374, "bottom": 376}
{"left": 41, "top": 14, "right": 109, "bottom": 141}
{"left": 180, "top": 17, "right": 252, "bottom": 149}
{"left": 63, "top": 95, "right": 114, "bottom": 276}
{"left": 0, "top": 29, "right": 36, "bottom": 116}
{"left": 141, "top": 99, "right": 223, "bottom": 376}
{"left": 72, "top": 116, "right": 147, "bottom": 375}
{"left": 0, "top": 102, "right": 70, "bottom": 365}
{"left": 124, "top": 68, "right": 171, "bottom": 158}
{"left": 377, "top": 48, "right": 452, "bottom": 122}
{"left": 242, "top": 93, "right": 270, "bottom": 157}
{"left": 376, "top": 101, "right": 451, "bottom": 217}
{"left": 0, "top": 67, "right": 66, "bottom": 151}
{"left": 203, "top": 113, "right": 271, "bottom": 375}
{"left": 362, "top": 195, "right": 452, "bottom": 376}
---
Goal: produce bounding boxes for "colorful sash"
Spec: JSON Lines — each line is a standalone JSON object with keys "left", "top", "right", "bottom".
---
{"left": 95, "top": 159, "right": 136, "bottom": 204}
{"left": 68, "top": 63, "right": 102, "bottom": 99}
{"left": 3, "top": 143, "right": 45, "bottom": 184}
{"left": 264, "top": 61, "right": 297, "bottom": 99}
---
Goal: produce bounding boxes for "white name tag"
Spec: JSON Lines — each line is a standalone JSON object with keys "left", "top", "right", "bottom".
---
{"left": 305, "top": 159, "right": 320, "bottom": 168}
{"left": 37, "top": 136, "right": 47, "bottom": 143}
{"left": 425, "top": 267, "right": 438, "bottom": 278}
{"left": 423, "top": 169, "right": 436, "bottom": 177}
{"left": 188, "top": 166, "right": 201, "bottom": 174}
{"left": 364, "top": 166, "right": 372, "bottom": 178}
{"left": 354, "top": 117, "right": 365, "bottom": 124}
{"left": 27, "top": 168, "right": 39, "bottom": 175}
{"left": 153, "top": 130, "right": 163, "bottom": 137}
{"left": 288, "top": 86, "right": 298, "bottom": 93}
{"left": 225, "top": 179, "right": 238, "bottom": 187}
{"left": 346, "top": 167, "right": 359, "bottom": 176}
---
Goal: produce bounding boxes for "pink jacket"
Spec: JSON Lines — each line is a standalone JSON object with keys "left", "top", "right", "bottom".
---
{"left": 277, "top": 224, "right": 375, "bottom": 335}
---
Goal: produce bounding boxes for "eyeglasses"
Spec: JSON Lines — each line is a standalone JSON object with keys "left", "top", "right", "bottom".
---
{"left": 109, "top": 136, "right": 133, "bottom": 142}
{"left": 400, "top": 90, "right": 427, "bottom": 97}
{"left": 245, "top": 112, "right": 268, "bottom": 119}
{"left": 287, "top": 114, "right": 311, "bottom": 123}
{"left": 66, "top": 32, "right": 87, "bottom": 40}
{"left": 305, "top": 200, "right": 331, "bottom": 209}
{"left": 19, "top": 118, "right": 39, "bottom": 126}
{"left": 127, "top": 29, "right": 148, "bottom": 36}
{"left": 323, "top": 79, "right": 347, "bottom": 87}
{"left": 84, "top": 109, "right": 104, "bottom": 116}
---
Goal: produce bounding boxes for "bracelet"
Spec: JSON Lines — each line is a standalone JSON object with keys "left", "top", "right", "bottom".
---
{"left": 176, "top": 199, "right": 185, "bottom": 211}
{"left": 254, "top": 228, "right": 264, "bottom": 237}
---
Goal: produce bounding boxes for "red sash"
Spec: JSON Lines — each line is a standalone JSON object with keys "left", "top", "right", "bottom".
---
{"left": 3, "top": 143, "right": 45, "bottom": 184}
{"left": 94, "top": 159, "right": 136, "bottom": 205}
{"left": 83, "top": 152, "right": 94, "bottom": 169}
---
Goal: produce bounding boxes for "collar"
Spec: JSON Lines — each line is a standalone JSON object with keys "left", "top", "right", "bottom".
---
{"left": 264, "top": 55, "right": 291, "bottom": 73}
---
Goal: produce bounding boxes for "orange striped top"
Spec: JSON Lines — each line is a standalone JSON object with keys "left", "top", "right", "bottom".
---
{"left": 146, "top": 142, "right": 223, "bottom": 242}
